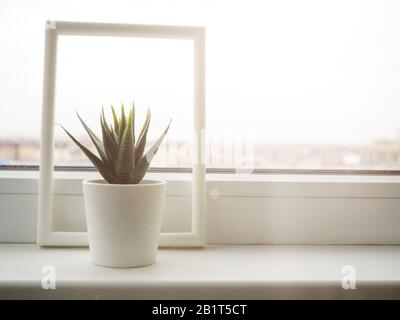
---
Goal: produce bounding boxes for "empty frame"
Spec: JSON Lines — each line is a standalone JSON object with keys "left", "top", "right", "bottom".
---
{"left": 37, "top": 21, "right": 206, "bottom": 247}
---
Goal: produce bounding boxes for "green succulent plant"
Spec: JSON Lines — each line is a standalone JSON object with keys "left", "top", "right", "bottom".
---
{"left": 60, "top": 103, "right": 171, "bottom": 184}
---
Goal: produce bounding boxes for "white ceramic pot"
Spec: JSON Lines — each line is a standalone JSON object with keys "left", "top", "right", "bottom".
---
{"left": 83, "top": 179, "right": 166, "bottom": 268}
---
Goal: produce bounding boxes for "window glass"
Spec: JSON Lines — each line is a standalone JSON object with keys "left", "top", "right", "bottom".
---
{"left": 1, "top": 0, "right": 400, "bottom": 171}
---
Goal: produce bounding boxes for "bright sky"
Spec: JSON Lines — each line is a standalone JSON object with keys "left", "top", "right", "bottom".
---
{"left": 1, "top": 0, "right": 400, "bottom": 145}
{"left": 55, "top": 35, "right": 193, "bottom": 143}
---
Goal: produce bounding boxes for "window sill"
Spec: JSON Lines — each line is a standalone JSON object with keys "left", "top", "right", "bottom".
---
{"left": 0, "top": 244, "right": 399, "bottom": 299}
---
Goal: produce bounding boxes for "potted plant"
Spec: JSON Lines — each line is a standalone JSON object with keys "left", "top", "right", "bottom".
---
{"left": 60, "top": 104, "right": 171, "bottom": 268}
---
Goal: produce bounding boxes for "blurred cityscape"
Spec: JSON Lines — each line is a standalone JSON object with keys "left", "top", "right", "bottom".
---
{"left": 1, "top": 134, "right": 400, "bottom": 170}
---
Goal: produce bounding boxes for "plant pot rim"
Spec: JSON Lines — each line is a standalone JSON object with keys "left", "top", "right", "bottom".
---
{"left": 83, "top": 179, "right": 166, "bottom": 187}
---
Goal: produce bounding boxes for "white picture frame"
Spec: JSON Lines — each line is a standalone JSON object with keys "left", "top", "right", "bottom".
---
{"left": 37, "top": 21, "right": 206, "bottom": 247}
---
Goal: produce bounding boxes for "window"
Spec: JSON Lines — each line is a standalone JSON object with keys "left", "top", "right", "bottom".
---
{"left": 1, "top": 0, "right": 400, "bottom": 172}
{"left": 1, "top": 1, "right": 400, "bottom": 248}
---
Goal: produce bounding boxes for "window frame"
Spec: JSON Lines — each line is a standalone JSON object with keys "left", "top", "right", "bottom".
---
{"left": 1, "top": 169, "right": 400, "bottom": 244}
{"left": 2, "top": 165, "right": 400, "bottom": 176}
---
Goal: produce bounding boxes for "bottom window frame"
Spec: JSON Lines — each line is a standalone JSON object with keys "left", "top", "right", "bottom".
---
{"left": 1, "top": 170, "right": 400, "bottom": 245}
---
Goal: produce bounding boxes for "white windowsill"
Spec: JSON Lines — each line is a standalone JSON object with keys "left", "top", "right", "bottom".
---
{"left": 1, "top": 244, "right": 400, "bottom": 299}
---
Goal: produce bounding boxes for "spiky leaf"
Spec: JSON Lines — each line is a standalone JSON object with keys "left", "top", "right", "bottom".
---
{"left": 135, "top": 108, "right": 151, "bottom": 164}
{"left": 131, "top": 101, "right": 136, "bottom": 144}
{"left": 111, "top": 105, "right": 120, "bottom": 137}
{"left": 109, "top": 123, "right": 118, "bottom": 145}
{"left": 101, "top": 110, "right": 118, "bottom": 169}
{"left": 75, "top": 112, "right": 108, "bottom": 166}
{"left": 118, "top": 104, "right": 127, "bottom": 144}
{"left": 58, "top": 124, "right": 116, "bottom": 183}
{"left": 128, "top": 119, "right": 171, "bottom": 183}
